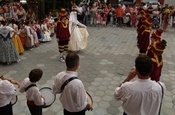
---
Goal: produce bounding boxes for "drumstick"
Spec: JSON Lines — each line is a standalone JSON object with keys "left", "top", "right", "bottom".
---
{"left": 86, "top": 91, "right": 93, "bottom": 111}
{"left": 0, "top": 75, "right": 20, "bottom": 88}
{"left": 86, "top": 91, "right": 93, "bottom": 105}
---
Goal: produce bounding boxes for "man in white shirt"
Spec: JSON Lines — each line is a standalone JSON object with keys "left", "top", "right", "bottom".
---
{"left": 0, "top": 76, "right": 17, "bottom": 115}
{"left": 53, "top": 52, "right": 92, "bottom": 115}
{"left": 114, "top": 55, "right": 165, "bottom": 115}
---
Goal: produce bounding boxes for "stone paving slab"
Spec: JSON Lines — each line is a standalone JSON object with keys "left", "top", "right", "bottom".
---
{"left": 0, "top": 26, "right": 175, "bottom": 115}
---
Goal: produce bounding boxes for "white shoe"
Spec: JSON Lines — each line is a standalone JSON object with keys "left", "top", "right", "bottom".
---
{"left": 7, "top": 62, "right": 12, "bottom": 65}
{"left": 29, "top": 48, "right": 34, "bottom": 51}
{"left": 17, "top": 59, "right": 21, "bottom": 63}
{"left": 63, "top": 54, "right": 66, "bottom": 60}
{"left": 59, "top": 57, "right": 65, "bottom": 63}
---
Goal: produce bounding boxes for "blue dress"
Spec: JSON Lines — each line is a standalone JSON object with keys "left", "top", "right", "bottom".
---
{"left": 0, "top": 26, "right": 19, "bottom": 63}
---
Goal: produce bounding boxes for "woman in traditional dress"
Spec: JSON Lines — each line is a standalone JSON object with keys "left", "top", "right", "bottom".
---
{"left": 26, "top": 9, "right": 36, "bottom": 21}
{"left": 9, "top": 18, "right": 24, "bottom": 54}
{"left": 18, "top": 23, "right": 27, "bottom": 47}
{"left": 3, "top": 5, "right": 11, "bottom": 25}
{"left": 34, "top": 21, "right": 43, "bottom": 42}
{"left": 68, "top": 6, "right": 89, "bottom": 52}
{"left": 163, "top": 8, "right": 170, "bottom": 31}
{"left": 24, "top": 21, "right": 34, "bottom": 50}
{"left": 17, "top": 5, "right": 26, "bottom": 23}
{"left": 40, "top": 19, "right": 52, "bottom": 42}
{"left": 30, "top": 21, "right": 40, "bottom": 47}
{"left": 0, "top": 20, "right": 20, "bottom": 65}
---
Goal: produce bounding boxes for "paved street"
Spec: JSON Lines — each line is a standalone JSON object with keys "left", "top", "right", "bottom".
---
{"left": 0, "top": 26, "right": 175, "bottom": 115}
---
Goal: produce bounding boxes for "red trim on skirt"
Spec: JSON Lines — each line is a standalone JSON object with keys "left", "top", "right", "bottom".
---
{"left": 27, "top": 100, "right": 36, "bottom": 106}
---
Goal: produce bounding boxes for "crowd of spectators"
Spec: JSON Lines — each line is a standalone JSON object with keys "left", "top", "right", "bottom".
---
{"left": 0, "top": 2, "right": 56, "bottom": 65}
{"left": 0, "top": 2, "right": 56, "bottom": 47}
{"left": 78, "top": 1, "right": 175, "bottom": 29}
{"left": 0, "top": 1, "right": 175, "bottom": 65}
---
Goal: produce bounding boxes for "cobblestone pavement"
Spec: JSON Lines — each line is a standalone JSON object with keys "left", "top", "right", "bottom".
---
{"left": 0, "top": 26, "right": 175, "bottom": 115}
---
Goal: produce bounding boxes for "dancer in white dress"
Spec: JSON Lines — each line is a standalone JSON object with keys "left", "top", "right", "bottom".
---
{"left": 40, "top": 19, "right": 52, "bottom": 42}
{"left": 69, "top": 7, "right": 89, "bottom": 51}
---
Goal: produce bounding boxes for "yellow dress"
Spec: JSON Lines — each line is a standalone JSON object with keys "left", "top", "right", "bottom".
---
{"left": 12, "top": 34, "right": 24, "bottom": 54}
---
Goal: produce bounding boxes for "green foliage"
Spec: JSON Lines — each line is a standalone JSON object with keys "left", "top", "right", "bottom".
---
{"left": 45, "top": 0, "right": 82, "bottom": 16}
{"left": 52, "top": 9, "right": 59, "bottom": 17}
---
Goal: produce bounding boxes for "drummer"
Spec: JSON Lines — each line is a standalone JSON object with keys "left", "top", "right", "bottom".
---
{"left": 52, "top": 52, "right": 92, "bottom": 115}
{"left": 0, "top": 75, "right": 20, "bottom": 115}
{"left": 19, "top": 69, "right": 45, "bottom": 115}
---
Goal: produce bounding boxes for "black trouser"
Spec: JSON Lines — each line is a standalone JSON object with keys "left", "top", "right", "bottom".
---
{"left": 27, "top": 104, "right": 42, "bottom": 115}
{"left": 139, "top": 49, "right": 147, "bottom": 54}
{"left": 58, "top": 40, "right": 69, "bottom": 53}
{"left": 64, "top": 109, "right": 86, "bottom": 115}
{"left": 77, "top": 14, "right": 84, "bottom": 23}
{"left": 126, "top": 20, "right": 131, "bottom": 27}
{"left": 106, "top": 14, "right": 111, "bottom": 25}
{"left": 83, "top": 15, "right": 88, "bottom": 26}
{"left": 117, "top": 17, "right": 123, "bottom": 26}
{"left": 113, "top": 17, "right": 116, "bottom": 25}
{"left": 0, "top": 102, "right": 13, "bottom": 115}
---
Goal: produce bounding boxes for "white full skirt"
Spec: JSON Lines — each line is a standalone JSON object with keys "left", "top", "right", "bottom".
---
{"left": 42, "top": 31, "right": 52, "bottom": 42}
{"left": 68, "top": 26, "right": 89, "bottom": 51}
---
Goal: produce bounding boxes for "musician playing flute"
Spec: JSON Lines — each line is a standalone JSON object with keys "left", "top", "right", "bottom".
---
{"left": 0, "top": 75, "right": 20, "bottom": 115}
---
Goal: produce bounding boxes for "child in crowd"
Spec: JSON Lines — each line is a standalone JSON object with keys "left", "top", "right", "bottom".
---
{"left": 34, "top": 21, "right": 43, "bottom": 42}
{"left": 112, "top": 9, "right": 117, "bottom": 27}
{"left": 101, "top": 12, "right": 107, "bottom": 27}
{"left": 96, "top": 10, "right": 101, "bottom": 27}
{"left": 19, "top": 69, "right": 45, "bottom": 115}
{"left": 131, "top": 12, "right": 137, "bottom": 27}
{"left": 123, "top": 13, "right": 131, "bottom": 27}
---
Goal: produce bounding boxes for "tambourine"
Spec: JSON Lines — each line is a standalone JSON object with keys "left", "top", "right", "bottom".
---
{"left": 39, "top": 87, "right": 56, "bottom": 108}
{"left": 11, "top": 95, "right": 18, "bottom": 106}
{"left": 86, "top": 91, "right": 93, "bottom": 106}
